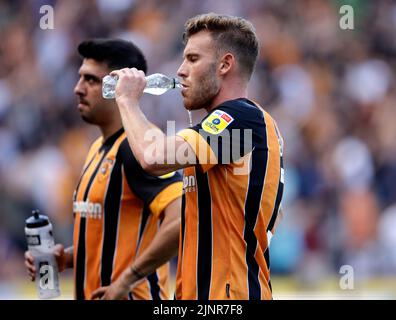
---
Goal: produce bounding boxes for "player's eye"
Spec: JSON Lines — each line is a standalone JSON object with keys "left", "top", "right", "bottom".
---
{"left": 187, "top": 55, "right": 198, "bottom": 62}
{"left": 84, "top": 75, "right": 100, "bottom": 84}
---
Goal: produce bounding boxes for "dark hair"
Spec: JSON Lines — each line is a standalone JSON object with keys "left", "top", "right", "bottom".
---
{"left": 77, "top": 38, "right": 147, "bottom": 73}
{"left": 183, "top": 13, "right": 259, "bottom": 80}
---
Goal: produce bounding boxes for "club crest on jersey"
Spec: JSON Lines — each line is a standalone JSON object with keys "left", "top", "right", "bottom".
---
{"left": 202, "top": 110, "right": 234, "bottom": 135}
{"left": 98, "top": 158, "right": 114, "bottom": 182}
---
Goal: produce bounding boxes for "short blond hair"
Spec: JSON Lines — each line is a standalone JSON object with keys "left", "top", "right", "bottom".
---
{"left": 183, "top": 13, "right": 259, "bottom": 79}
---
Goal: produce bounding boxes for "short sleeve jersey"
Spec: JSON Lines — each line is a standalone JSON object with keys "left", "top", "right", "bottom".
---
{"left": 176, "top": 98, "right": 284, "bottom": 300}
{"left": 73, "top": 128, "right": 183, "bottom": 300}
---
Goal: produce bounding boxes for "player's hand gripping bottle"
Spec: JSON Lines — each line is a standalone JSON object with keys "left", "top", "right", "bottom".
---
{"left": 102, "top": 73, "right": 181, "bottom": 99}
{"left": 25, "top": 210, "right": 61, "bottom": 299}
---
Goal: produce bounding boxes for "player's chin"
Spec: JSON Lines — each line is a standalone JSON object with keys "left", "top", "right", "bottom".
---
{"left": 80, "top": 114, "right": 95, "bottom": 124}
{"left": 78, "top": 102, "right": 90, "bottom": 110}
{"left": 182, "top": 99, "right": 193, "bottom": 110}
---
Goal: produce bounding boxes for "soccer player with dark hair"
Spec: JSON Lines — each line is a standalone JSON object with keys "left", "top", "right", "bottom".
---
{"left": 25, "top": 38, "right": 183, "bottom": 300}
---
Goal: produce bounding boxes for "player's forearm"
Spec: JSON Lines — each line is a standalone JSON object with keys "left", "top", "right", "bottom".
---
{"left": 120, "top": 224, "right": 179, "bottom": 289}
{"left": 122, "top": 198, "right": 181, "bottom": 287}
{"left": 134, "top": 219, "right": 179, "bottom": 276}
{"left": 117, "top": 99, "right": 192, "bottom": 175}
{"left": 64, "top": 246, "right": 74, "bottom": 269}
{"left": 117, "top": 99, "right": 167, "bottom": 171}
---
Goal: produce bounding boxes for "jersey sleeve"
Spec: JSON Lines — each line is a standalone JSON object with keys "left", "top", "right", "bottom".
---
{"left": 177, "top": 100, "right": 260, "bottom": 173}
{"left": 119, "top": 139, "right": 183, "bottom": 218}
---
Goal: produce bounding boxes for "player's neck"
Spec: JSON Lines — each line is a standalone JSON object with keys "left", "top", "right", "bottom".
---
{"left": 99, "top": 120, "right": 123, "bottom": 141}
{"left": 205, "top": 78, "right": 248, "bottom": 113}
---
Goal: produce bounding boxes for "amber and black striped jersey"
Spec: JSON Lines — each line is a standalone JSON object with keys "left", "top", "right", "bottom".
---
{"left": 176, "top": 98, "right": 284, "bottom": 300}
{"left": 72, "top": 128, "right": 182, "bottom": 300}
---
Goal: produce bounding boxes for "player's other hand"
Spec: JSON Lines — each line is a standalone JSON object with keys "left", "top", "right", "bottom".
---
{"left": 24, "top": 244, "right": 68, "bottom": 281}
{"left": 53, "top": 244, "right": 68, "bottom": 273}
{"left": 24, "top": 250, "right": 36, "bottom": 281}
{"left": 91, "top": 276, "right": 131, "bottom": 300}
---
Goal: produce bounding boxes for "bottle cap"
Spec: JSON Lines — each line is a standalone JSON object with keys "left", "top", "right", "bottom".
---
{"left": 25, "top": 210, "right": 49, "bottom": 228}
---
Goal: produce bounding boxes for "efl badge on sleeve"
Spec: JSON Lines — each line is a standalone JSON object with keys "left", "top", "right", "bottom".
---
{"left": 201, "top": 110, "right": 234, "bottom": 135}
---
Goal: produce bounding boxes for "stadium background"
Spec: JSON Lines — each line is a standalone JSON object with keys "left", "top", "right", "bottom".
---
{"left": 1, "top": 0, "right": 396, "bottom": 299}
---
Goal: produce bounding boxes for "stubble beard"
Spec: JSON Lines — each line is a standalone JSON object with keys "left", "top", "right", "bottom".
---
{"left": 81, "top": 114, "right": 94, "bottom": 124}
{"left": 183, "top": 63, "right": 220, "bottom": 111}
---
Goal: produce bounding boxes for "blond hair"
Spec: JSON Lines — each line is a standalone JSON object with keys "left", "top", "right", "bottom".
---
{"left": 183, "top": 13, "right": 259, "bottom": 79}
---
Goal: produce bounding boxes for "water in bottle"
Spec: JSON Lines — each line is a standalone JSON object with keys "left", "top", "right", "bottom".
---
{"left": 102, "top": 72, "right": 182, "bottom": 99}
{"left": 25, "top": 210, "right": 61, "bottom": 299}
{"left": 188, "top": 111, "right": 193, "bottom": 127}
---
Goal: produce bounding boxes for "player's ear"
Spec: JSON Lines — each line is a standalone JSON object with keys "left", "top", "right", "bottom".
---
{"left": 219, "top": 53, "right": 234, "bottom": 76}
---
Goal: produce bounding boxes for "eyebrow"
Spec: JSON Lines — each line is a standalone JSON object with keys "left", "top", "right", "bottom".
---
{"left": 79, "top": 72, "right": 102, "bottom": 82}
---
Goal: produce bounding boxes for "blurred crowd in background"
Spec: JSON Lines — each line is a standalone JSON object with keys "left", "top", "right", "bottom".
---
{"left": 1, "top": 0, "right": 396, "bottom": 296}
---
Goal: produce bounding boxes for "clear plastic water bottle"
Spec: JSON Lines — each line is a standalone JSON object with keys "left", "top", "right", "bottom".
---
{"left": 102, "top": 73, "right": 182, "bottom": 99}
{"left": 25, "top": 210, "right": 61, "bottom": 299}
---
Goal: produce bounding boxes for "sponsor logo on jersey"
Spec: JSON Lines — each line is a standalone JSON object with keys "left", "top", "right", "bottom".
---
{"left": 202, "top": 110, "right": 234, "bottom": 135}
{"left": 183, "top": 175, "right": 196, "bottom": 193}
{"left": 73, "top": 201, "right": 102, "bottom": 219}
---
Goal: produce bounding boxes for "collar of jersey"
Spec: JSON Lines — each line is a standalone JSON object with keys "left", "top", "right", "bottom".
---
{"left": 100, "top": 127, "right": 125, "bottom": 152}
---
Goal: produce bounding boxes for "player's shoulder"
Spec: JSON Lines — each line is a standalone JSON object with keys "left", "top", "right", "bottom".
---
{"left": 119, "top": 137, "right": 131, "bottom": 152}
{"left": 205, "top": 98, "right": 264, "bottom": 127}
{"left": 118, "top": 138, "right": 182, "bottom": 180}
{"left": 118, "top": 138, "right": 139, "bottom": 164}
{"left": 201, "top": 98, "right": 265, "bottom": 132}
{"left": 87, "top": 136, "right": 105, "bottom": 155}
{"left": 92, "top": 136, "right": 103, "bottom": 147}
{"left": 217, "top": 98, "right": 262, "bottom": 117}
